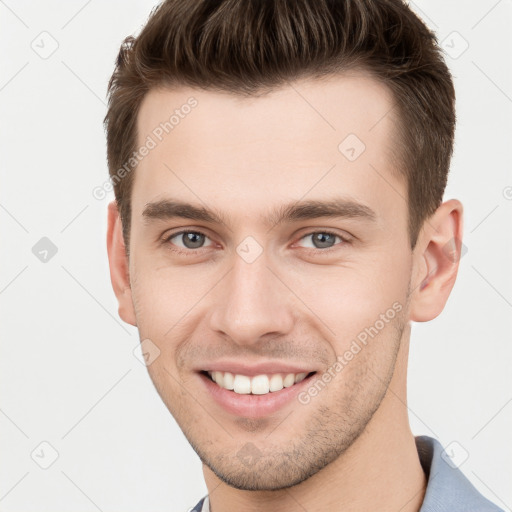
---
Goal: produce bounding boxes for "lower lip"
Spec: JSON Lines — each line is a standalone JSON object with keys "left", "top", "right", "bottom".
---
{"left": 198, "top": 371, "right": 316, "bottom": 418}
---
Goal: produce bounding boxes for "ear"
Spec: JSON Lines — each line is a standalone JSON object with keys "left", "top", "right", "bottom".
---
{"left": 106, "top": 201, "right": 137, "bottom": 326}
{"left": 409, "top": 199, "right": 464, "bottom": 322}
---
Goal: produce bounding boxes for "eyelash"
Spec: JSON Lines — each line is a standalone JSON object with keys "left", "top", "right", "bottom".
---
{"left": 161, "top": 229, "right": 352, "bottom": 256}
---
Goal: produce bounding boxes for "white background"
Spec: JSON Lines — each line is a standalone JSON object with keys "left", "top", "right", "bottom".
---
{"left": 1, "top": 1, "right": 511, "bottom": 511}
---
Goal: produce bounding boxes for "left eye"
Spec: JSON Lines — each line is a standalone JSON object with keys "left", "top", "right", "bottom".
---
{"left": 296, "top": 231, "right": 344, "bottom": 250}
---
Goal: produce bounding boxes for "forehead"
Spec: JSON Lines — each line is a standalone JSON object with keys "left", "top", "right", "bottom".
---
{"left": 132, "top": 71, "right": 404, "bottom": 228}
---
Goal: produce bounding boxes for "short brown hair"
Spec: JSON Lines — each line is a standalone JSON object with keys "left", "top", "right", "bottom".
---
{"left": 104, "top": 0, "right": 455, "bottom": 252}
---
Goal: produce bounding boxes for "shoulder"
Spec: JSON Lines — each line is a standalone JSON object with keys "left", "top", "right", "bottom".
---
{"left": 416, "top": 435, "right": 504, "bottom": 512}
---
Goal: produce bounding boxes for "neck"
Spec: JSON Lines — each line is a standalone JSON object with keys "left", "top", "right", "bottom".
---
{"left": 203, "top": 327, "right": 427, "bottom": 512}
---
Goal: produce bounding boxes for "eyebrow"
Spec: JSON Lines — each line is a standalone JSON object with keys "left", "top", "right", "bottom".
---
{"left": 142, "top": 197, "right": 377, "bottom": 228}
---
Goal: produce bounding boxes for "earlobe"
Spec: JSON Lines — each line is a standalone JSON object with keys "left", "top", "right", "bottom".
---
{"left": 106, "top": 201, "right": 137, "bottom": 326}
{"left": 409, "top": 199, "right": 464, "bottom": 322}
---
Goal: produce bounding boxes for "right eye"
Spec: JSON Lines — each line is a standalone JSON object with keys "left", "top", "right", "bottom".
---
{"left": 163, "top": 230, "right": 214, "bottom": 253}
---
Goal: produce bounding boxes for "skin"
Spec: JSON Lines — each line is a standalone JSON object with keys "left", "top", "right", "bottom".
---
{"left": 107, "top": 71, "right": 463, "bottom": 512}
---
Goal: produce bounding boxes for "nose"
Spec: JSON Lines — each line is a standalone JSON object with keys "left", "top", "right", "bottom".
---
{"left": 208, "top": 250, "right": 295, "bottom": 347}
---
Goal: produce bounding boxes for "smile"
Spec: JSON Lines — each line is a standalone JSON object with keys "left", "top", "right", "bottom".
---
{"left": 204, "top": 370, "right": 315, "bottom": 395}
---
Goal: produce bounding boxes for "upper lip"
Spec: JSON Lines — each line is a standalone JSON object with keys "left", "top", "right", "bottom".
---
{"left": 196, "top": 360, "right": 318, "bottom": 377}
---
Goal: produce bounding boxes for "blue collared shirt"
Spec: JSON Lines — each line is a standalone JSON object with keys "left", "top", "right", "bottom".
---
{"left": 190, "top": 435, "right": 504, "bottom": 511}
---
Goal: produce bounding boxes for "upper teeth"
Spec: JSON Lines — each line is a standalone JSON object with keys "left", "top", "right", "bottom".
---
{"left": 208, "top": 371, "right": 309, "bottom": 395}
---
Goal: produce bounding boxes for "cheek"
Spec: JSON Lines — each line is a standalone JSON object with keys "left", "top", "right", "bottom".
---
{"left": 130, "top": 259, "right": 212, "bottom": 337}
{"left": 287, "top": 253, "right": 409, "bottom": 335}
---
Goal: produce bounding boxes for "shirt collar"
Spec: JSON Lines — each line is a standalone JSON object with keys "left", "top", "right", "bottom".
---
{"left": 416, "top": 435, "right": 503, "bottom": 511}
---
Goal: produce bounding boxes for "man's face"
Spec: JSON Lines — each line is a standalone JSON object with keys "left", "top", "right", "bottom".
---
{"left": 126, "top": 72, "right": 414, "bottom": 490}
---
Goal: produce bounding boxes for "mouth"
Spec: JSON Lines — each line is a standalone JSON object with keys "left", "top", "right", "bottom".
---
{"left": 196, "top": 363, "right": 320, "bottom": 418}
{"left": 200, "top": 370, "right": 317, "bottom": 396}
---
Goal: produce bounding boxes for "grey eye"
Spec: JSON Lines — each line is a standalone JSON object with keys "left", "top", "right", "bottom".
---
{"left": 298, "top": 232, "right": 342, "bottom": 249}
{"left": 168, "top": 231, "right": 212, "bottom": 250}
